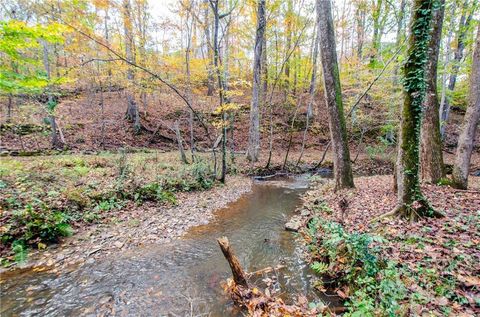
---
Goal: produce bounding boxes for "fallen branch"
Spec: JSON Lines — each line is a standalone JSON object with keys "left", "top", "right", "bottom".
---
{"left": 247, "top": 264, "right": 285, "bottom": 277}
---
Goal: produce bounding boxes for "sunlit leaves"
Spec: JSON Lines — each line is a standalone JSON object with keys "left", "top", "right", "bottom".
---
{"left": 0, "top": 20, "right": 66, "bottom": 95}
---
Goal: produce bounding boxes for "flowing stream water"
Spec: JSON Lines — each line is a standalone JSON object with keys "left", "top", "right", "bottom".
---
{"left": 1, "top": 176, "right": 330, "bottom": 316}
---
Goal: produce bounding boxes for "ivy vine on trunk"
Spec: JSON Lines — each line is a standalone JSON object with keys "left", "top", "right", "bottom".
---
{"left": 392, "top": 0, "right": 443, "bottom": 220}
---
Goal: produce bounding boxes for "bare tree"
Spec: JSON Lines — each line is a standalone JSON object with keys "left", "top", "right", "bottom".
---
{"left": 452, "top": 24, "right": 480, "bottom": 189}
{"left": 204, "top": 0, "right": 215, "bottom": 96}
{"left": 355, "top": 0, "right": 367, "bottom": 60}
{"left": 317, "top": 0, "right": 354, "bottom": 190}
{"left": 42, "top": 41, "right": 63, "bottom": 149}
{"left": 439, "top": 0, "right": 476, "bottom": 137}
{"left": 184, "top": 1, "right": 196, "bottom": 160}
{"left": 246, "top": 0, "right": 266, "bottom": 162}
{"left": 297, "top": 0, "right": 321, "bottom": 165}
{"left": 420, "top": 0, "right": 445, "bottom": 183}
{"left": 210, "top": 0, "right": 235, "bottom": 182}
{"left": 122, "top": 0, "right": 140, "bottom": 133}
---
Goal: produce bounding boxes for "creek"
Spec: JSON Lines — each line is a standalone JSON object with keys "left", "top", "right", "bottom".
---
{"left": 1, "top": 176, "right": 332, "bottom": 316}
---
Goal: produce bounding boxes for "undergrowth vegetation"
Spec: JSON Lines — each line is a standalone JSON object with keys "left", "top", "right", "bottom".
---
{"left": 306, "top": 217, "right": 407, "bottom": 316}
{"left": 0, "top": 151, "right": 216, "bottom": 264}
{"left": 300, "top": 176, "right": 480, "bottom": 316}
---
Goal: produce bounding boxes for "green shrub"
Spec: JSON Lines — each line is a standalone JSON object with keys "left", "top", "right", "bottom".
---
{"left": 1, "top": 203, "right": 73, "bottom": 257}
{"left": 190, "top": 160, "right": 214, "bottom": 189}
{"left": 134, "top": 183, "right": 177, "bottom": 204}
{"left": 12, "top": 240, "right": 28, "bottom": 263}
{"left": 365, "top": 137, "right": 393, "bottom": 161}
{"left": 94, "top": 197, "right": 124, "bottom": 212}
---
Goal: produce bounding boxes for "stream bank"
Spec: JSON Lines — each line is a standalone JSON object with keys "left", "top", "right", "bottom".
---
{"left": 0, "top": 175, "right": 327, "bottom": 316}
{"left": 1, "top": 175, "right": 251, "bottom": 272}
{"left": 289, "top": 175, "right": 480, "bottom": 316}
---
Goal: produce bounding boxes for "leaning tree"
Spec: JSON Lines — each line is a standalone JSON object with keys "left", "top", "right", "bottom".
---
{"left": 317, "top": 0, "right": 354, "bottom": 190}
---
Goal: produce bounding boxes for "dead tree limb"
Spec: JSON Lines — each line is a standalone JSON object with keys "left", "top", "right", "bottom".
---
{"left": 217, "top": 237, "right": 248, "bottom": 288}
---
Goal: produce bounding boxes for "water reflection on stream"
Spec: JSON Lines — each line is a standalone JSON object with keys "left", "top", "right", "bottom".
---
{"left": 1, "top": 176, "right": 326, "bottom": 316}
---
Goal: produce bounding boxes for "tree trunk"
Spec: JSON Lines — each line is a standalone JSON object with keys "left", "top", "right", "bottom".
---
{"left": 209, "top": 0, "right": 231, "bottom": 183}
{"left": 297, "top": 1, "right": 321, "bottom": 165}
{"left": 355, "top": 3, "right": 366, "bottom": 60}
{"left": 260, "top": 27, "right": 268, "bottom": 106}
{"left": 42, "top": 41, "right": 63, "bottom": 149}
{"left": 395, "top": 0, "right": 435, "bottom": 220}
{"left": 284, "top": 0, "right": 293, "bottom": 96}
{"left": 393, "top": 0, "right": 407, "bottom": 82}
{"left": 317, "top": 0, "right": 354, "bottom": 190}
{"left": 174, "top": 121, "right": 188, "bottom": 164}
{"left": 246, "top": 0, "right": 266, "bottom": 162}
{"left": 6, "top": 95, "right": 12, "bottom": 123}
{"left": 185, "top": 5, "right": 196, "bottom": 160}
{"left": 420, "top": 0, "right": 445, "bottom": 183}
{"left": 204, "top": 0, "right": 215, "bottom": 96}
{"left": 122, "top": 0, "right": 140, "bottom": 133}
{"left": 452, "top": 24, "right": 480, "bottom": 189}
{"left": 370, "top": 0, "right": 384, "bottom": 67}
{"left": 439, "top": 2, "right": 456, "bottom": 126}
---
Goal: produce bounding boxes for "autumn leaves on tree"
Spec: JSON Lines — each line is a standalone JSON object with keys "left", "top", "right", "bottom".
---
{"left": 1, "top": 0, "right": 479, "bottom": 219}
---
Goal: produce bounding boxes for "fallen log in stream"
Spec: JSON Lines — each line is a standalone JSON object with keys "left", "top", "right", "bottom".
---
{"left": 217, "top": 236, "right": 342, "bottom": 316}
{"left": 217, "top": 236, "right": 249, "bottom": 288}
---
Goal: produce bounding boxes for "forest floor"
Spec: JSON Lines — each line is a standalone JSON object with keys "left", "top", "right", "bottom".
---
{"left": 287, "top": 175, "right": 480, "bottom": 316}
{"left": 1, "top": 89, "right": 477, "bottom": 155}
{"left": 0, "top": 151, "right": 256, "bottom": 270}
{"left": 4, "top": 175, "right": 251, "bottom": 272}
{"left": 1, "top": 90, "right": 480, "bottom": 315}
{"left": 1, "top": 147, "right": 478, "bottom": 271}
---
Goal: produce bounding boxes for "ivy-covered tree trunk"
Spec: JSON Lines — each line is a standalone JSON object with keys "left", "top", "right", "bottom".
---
{"left": 395, "top": 0, "right": 437, "bottom": 220}
{"left": 420, "top": 0, "right": 445, "bottom": 183}
{"left": 452, "top": 24, "right": 480, "bottom": 189}
{"left": 246, "top": 0, "right": 266, "bottom": 162}
{"left": 317, "top": 0, "right": 354, "bottom": 190}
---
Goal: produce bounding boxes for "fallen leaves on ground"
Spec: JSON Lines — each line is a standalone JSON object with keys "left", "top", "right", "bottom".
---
{"left": 298, "top": 175, "right": 480, "bottom": 316}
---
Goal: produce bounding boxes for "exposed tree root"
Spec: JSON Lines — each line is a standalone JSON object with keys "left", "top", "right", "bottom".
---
{"left": 371, "top": 201, "right": 444, "bottom": 223}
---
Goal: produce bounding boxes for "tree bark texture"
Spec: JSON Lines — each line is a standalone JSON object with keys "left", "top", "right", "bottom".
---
{"left": 420, "top": 0, "right": 445, "bottom": 183}
{"left": 217, "top": 237, "right": 248, "bottom": 288}
{"left": 246, "top": 0, "right": 266, "bottom": 162}
{"left": 317, "top": 0, "right": 354, "bottom": 190}
{"left": 452, "top": 24, "right": 480, "bottom": 189}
